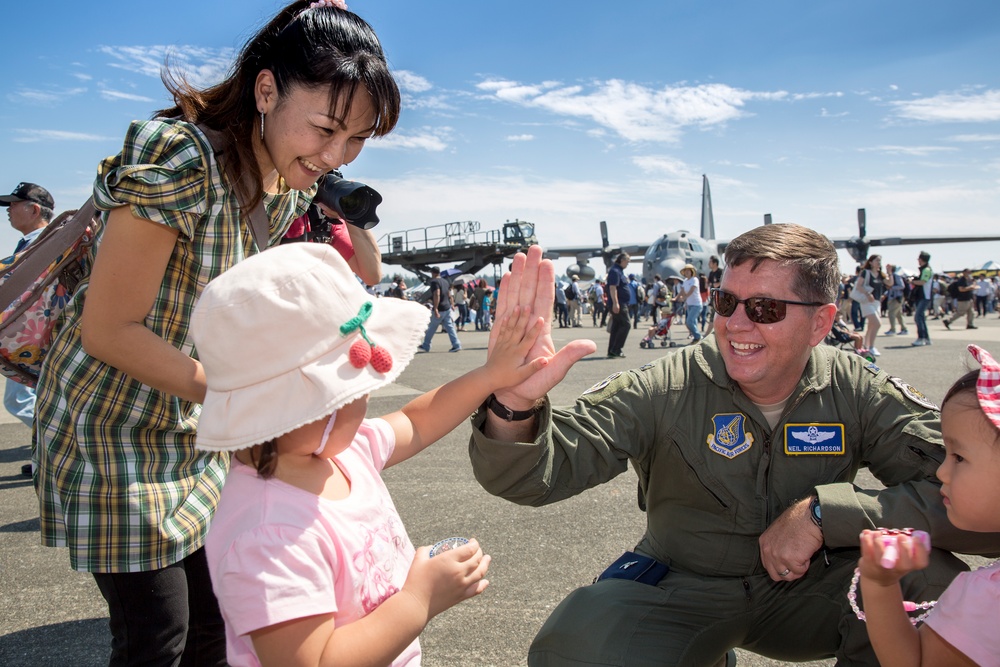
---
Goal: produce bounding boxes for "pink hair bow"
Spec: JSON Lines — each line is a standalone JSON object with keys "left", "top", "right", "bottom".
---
{"left": 968, "top": 344, "right": 1000, "bottom": 431}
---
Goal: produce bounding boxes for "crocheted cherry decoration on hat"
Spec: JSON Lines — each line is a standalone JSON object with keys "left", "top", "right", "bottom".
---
{"left": 341, "top": 302, "right": 393, "bottom": 373}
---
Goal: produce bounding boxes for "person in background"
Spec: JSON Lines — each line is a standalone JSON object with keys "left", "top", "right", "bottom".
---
{"left": 605, "top": 253, "right": 631, "bottom": 358}
{"left": 566, "top": 275, "right": 583, "bottom": 327}
{"left": 974, "top": 273, "right": 992, "bottom": 317}
{"left": 453, "top": 281, "right": 469, "bottom": 332}
{"left": 627, "top": 273, "right": 641, "bottom": 329}
{"left": 676, "top": 264, "right": 703, "bottom": 342}
{"left": 0, "top": 182, "right": 54, "bottom": 477}
{"left": 883, "top": 263, "right": 908, "bottom": 336}
{"left": 554, "top": 278, "right": 569, "bottom": 328}
{"left": 590, "top": 279, "right": 605, "bottom": 327}
{"left": 853, "top": 254, "right": 889, "bottom": 357}
{"left": 32, "top": 2, "right": 402, "bottom": 663}
{"left": 704, "top": 255, "right": 722, "bottom": 337}
{"left": 417, "top": 267, "right": 461, "bottom": 353}
{"left": 911, "top": 251, "right": 933, "bottom": 347}
{"left": 859, "top": 345, "right": 1000, "bottom": 667}
{"left": 942, "top": 267, "right": 977, "bottom": 331}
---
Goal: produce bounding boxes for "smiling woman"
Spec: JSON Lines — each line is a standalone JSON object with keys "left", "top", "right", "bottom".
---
{"left": 30, "top": 2, "right": 400, "bottom": 665}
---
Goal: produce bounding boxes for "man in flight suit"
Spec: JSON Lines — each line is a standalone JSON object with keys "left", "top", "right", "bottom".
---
{"left": 468, "top": 224, "right": 999, "bottom": 666}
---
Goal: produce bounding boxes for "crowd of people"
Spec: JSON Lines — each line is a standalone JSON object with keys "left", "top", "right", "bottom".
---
{"left": 4, "top": 2, "right": 999, "bottom": 666}
{"left": 838, "top": 252, "right": 1000, "bottom": 355}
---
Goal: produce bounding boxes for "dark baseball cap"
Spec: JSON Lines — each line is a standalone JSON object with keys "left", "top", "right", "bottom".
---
{"left": 0, "top": 182, "right": 54, "bottom": 209}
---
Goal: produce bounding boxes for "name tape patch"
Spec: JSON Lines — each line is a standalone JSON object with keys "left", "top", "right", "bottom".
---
{"left": 784, "top": 423, "right": 845, "bottom": 455}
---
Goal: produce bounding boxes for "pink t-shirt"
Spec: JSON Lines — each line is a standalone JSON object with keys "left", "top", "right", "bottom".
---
{"left": 205, "top": 418, "right": 419, "bottom": 667}
{"left": 923, "top": 560, "right": 1000, "bottom": 666}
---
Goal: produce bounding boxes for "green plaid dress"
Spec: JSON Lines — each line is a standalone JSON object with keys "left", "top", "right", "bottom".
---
{"left": 35, "top": 119, "right": 313, "bottom": 572}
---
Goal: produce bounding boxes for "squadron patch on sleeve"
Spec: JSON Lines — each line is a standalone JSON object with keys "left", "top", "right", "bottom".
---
{"left": 582, "top": 371, "right": 623, "bottom": 395}
{"left": 706, "top": 413, "right": 754, "bottom": 459}
{"left": 888, "top": 376, "right": 939, "bottom": 411}
{"left": 862, "top": 361, "right": 881, "bottom": 375}
{"left": 784, "top": 423, "right": 845, "bottom": 455}
{"left": 638, "top": 363, "right": 656, "bottom": 372}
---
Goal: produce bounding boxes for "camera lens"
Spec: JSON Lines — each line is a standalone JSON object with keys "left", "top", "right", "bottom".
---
{"left": 339, "top": 189, "right": 369, "bottom": 219}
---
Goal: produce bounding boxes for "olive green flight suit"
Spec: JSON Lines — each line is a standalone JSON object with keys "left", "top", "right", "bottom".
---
{"left": 469, "top": 337, "right": 999, "bottom": 666}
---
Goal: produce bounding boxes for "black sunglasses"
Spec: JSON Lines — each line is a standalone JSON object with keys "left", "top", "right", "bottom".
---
{"left": 711, "top": 288, "right": 825, "bottom": 324}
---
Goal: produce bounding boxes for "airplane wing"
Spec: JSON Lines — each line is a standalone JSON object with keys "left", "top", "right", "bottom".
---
{"left": 832, "top": 235, "right": 1000, "bottom": 249}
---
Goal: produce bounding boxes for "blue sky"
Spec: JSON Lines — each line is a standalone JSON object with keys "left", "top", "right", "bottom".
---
{"left": 3, "top": 0, "right": 1000, "bottom": 278}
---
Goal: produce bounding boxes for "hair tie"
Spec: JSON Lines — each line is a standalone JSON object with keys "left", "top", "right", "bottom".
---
{"left": 341, "top": 302, "right": 393, "bottom": 373}
{"left": 310, "top": 0, "right": 348, "bottom": 10}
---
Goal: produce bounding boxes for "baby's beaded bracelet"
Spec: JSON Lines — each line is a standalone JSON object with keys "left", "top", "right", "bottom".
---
{"left": 847, "top": 528, "right": 937, "bottom": 626}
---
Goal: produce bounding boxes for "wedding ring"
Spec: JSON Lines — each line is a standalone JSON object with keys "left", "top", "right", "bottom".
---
{"left": 778, "top": 568, "right": 791, "bottom": 577}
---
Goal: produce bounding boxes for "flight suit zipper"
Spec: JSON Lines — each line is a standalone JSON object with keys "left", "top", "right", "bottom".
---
{"left": 741, "top": 577, "right": 752, "bottom": 609}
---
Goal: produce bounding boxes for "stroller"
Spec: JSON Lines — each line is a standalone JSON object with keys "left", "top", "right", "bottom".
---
{"left": 639, "top": 313, "right": 674, "bottom": 348}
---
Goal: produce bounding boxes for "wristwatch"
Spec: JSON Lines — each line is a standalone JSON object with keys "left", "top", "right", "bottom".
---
{"left": 809, "top": 496, "right": 823, "bottom": 529}
{"left": 486, "top": 394, "right": 540, "bottom": 422}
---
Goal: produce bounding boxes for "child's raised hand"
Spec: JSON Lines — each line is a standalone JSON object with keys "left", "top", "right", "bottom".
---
{"left": 858, "top": 529, "right": 931, "bottom": 586}
{"left": 401, "top": 538, "right": 491, "bottom": 621}
{"left": 484, "top": 305, "right": 549, "bottom": 390}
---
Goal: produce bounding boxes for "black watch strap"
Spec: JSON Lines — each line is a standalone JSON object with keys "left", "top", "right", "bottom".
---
{"left": 486, "top": 394, "right": 539, "bottom": 422}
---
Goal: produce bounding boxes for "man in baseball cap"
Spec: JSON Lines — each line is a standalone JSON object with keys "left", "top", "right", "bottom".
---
{"left": 1, "top": 182, "right": 54, "bottom": 477}
{"left": 0, "top": 182, "right": 55, "bottom": 210}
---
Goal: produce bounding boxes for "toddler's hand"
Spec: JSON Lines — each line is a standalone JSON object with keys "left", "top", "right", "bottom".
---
{"left": 858, "top": 529, "right": 930, "bottom": 586}
{"left": 402, "top": 538, "right": 491, "bottom": 620}
{"left": 484, "top": 305, "right": 548, "bottom": 390}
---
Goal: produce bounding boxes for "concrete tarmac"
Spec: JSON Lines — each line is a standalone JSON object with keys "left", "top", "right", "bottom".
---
{"left": 2, "top": 312, "right": 998, "bottom": 666}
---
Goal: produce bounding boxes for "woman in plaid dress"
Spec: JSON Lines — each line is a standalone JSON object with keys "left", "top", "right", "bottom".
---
{"left": 32, "top": 2, "right": 400, "bottom": 664}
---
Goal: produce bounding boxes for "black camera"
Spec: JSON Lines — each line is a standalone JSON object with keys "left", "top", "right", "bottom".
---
{"left": 313, "top": 170, "right": 383, "bottom": 230}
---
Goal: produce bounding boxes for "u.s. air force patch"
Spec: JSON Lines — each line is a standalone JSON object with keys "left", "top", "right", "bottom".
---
{"left": 707, "top": 413, "right": 754, "bottom": 459}
{"left": 784, "top": 423, "right": 845, "bottom": 455}
{"left": 582, "top": 371, "right": 623, "bottom": 395}
{"left": 888, "top": 376, "right": 939, "bottom": 411}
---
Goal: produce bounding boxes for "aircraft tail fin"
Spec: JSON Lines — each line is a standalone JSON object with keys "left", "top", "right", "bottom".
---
{"left": 701, "top": 175, "right": 716, "bottom": 241}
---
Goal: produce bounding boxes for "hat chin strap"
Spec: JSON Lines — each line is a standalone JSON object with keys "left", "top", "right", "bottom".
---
{"left": 314, "top": 411, "right": 339, "bottom": 456}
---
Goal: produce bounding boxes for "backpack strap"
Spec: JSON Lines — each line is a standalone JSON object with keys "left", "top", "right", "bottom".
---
{"left": 196, "top": 125, "right": 270, "bottom": 251}
{"left": 0, "top": 201, "right": 95, "bottom": 311}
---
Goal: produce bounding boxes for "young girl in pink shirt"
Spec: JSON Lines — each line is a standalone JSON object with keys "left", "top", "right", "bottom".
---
{"left": 194, "top": 243, "right": 547, "bottom": 666}
{"left": 857, "top": 344, "right": 1000, "bottom": 667}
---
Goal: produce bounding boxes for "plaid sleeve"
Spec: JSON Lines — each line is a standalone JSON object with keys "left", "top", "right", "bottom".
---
{"left": 93, "top": 120, "right": 209, "bottom": 241}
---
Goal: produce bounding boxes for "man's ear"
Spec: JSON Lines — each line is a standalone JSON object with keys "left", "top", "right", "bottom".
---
{"left": 809, "top": 303, "right": 838, "bottom": 347}
{"left": 254, "top": 69, "right": 278, "bottom": 114}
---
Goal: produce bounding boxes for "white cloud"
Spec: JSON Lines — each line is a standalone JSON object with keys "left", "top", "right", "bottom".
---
{"left": 505, "top": 134, "right": 534, "bottom": 142}
{"left": 892, "top": 89, "right": 1000, "bottom": 122}
{"left": 632, "top": 155, "right": 695, "bottom": 178}
{"left": 100, "top": 89, "right": 155, "bottom": 103}
{"left": 99, "top": 45, "right": 235, "bottom": 88}
{"left": 393, "top": 70, "right": 432, "bottom": 93}
{"left": 13, "top": 129, "right": 113, "bottom": 143}
{"left": 477, "top": 78, "right": 789, "bottom": 143}
{"left": 859, "top": 145, "right": 957, "bottom": 157}
{"left": 9, "top": 87, "right": 87, "bottom": 105}
{"left": 370, "top": 127, "right": 451, "bottom": 151}
{"left": 949, "top": 134, "right": 1000, "bottom": 143}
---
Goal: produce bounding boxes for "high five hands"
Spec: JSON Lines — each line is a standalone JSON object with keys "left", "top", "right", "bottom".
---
{"left": 487, "top": 246, "right": 597, "bottom": 411}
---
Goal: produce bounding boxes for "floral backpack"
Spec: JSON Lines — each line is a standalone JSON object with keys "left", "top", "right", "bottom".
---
{"left": 0, "top": 200, "right": 95, "bottom": 386}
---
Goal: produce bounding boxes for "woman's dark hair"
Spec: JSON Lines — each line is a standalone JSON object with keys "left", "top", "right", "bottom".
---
{"left": 157, "top": 1, "right": 400, "bottom": 217}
